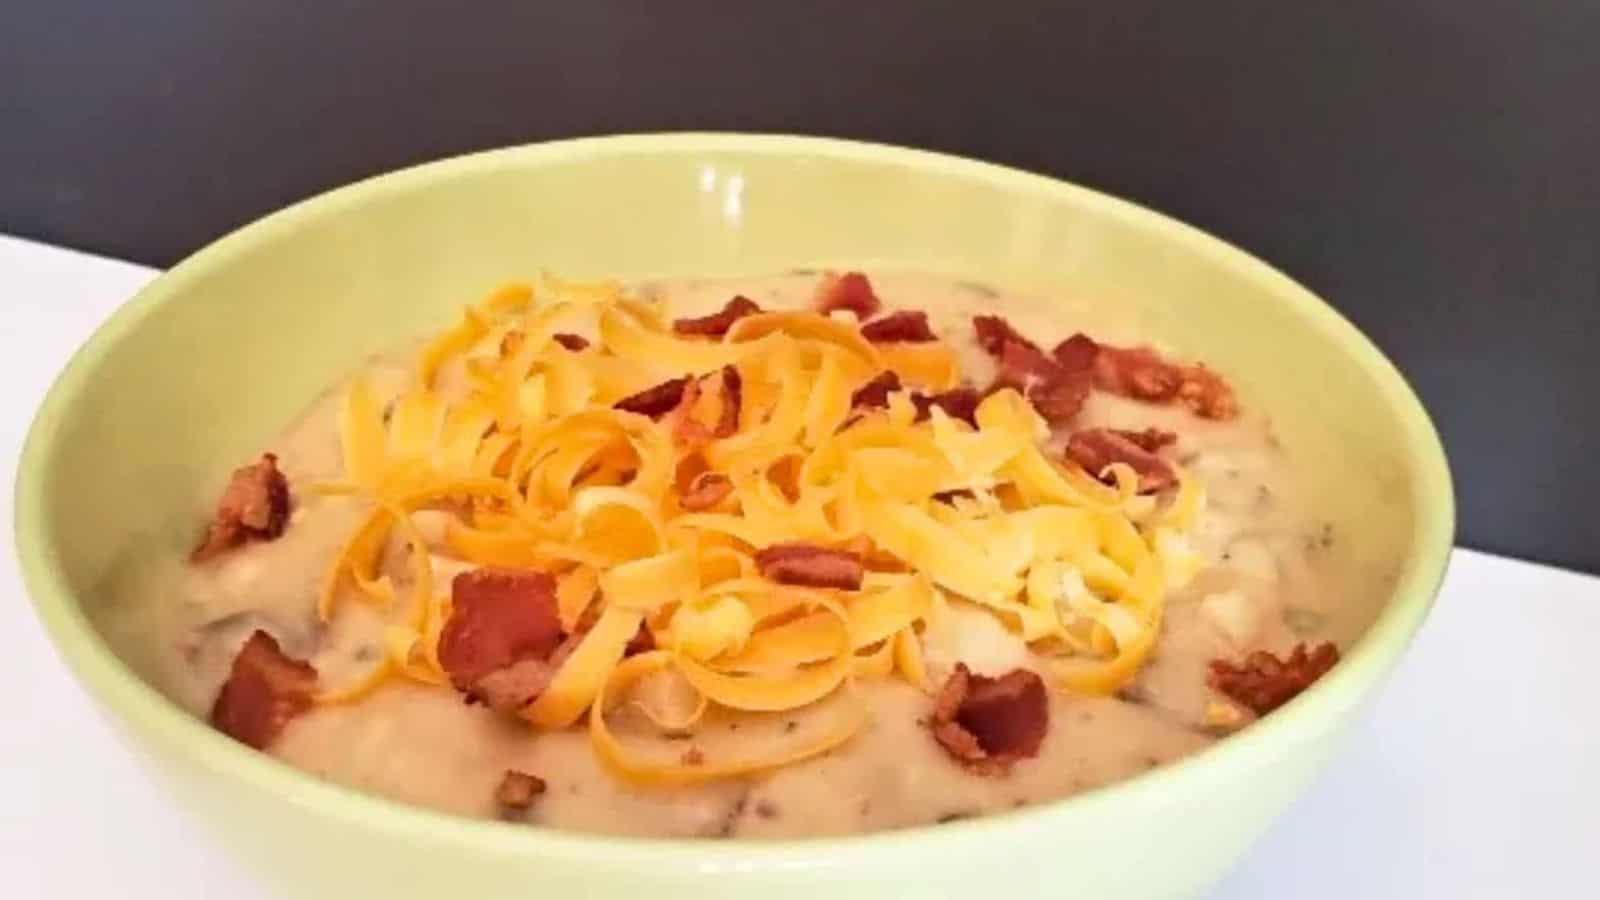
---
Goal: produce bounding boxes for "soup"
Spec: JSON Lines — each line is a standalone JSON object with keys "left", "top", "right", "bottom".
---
{"left": 95, "top": 270, "right": 1395, "bottom": 838}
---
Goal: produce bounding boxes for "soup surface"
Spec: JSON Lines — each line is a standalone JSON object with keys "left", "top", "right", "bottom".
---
{"left": 96, "top": 270, "right": 1395, "bottom": 837}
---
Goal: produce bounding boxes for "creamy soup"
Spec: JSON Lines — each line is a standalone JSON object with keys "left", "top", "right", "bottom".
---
{"left": 96, "top": 270, "right": 1395, "bottom": 838}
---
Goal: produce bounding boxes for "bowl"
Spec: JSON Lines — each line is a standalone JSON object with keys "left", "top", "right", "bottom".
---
{"left": 15, "top": 134, "right": 1453, "bottom": 900}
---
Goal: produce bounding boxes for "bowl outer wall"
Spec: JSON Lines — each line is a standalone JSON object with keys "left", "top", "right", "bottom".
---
{"left": 15, "top": 134, "right": 1454, "bottom": 900}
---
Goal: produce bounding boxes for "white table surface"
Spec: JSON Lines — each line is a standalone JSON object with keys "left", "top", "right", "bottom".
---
{"left": 1, "top": 234, "right": 1595, "bottom": 898}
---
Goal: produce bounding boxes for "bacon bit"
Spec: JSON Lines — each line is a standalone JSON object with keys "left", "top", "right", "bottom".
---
{"left": 1051, "top": 332, "right": 1100, "bottom": 372}
{"left": 1113, "top": 427, "right": 1178, "bottom": 453}
{"left": 912, "top": 387, "right": 981, "bottom": 428}
{"left": 931, "top": 488, "right": 975, "bottom": 505}
{"left": 973, "top": 317, "right": 1090, "bottom": 426}
{"left": 972, "top": 315, "right": 1041, "bottom": 357}
{"left": 209, "top": 630, "right": 317, "bottom": 750}
{"left": 438, "top": 569, "right": 564, "bottom": 710}
{"left": 496, "top": 770, "right": 546, "bottom": 812}
{"left": 1092, "top": 344, "right": 1181, "bottom": 402}
{"left": 1177, "top": 364, "right": 1238, "bottom": 420}
{"left": 714, "top": 365, "right": 742, "bottom": 437}
{"left": 1087, "top": 340, "right": 1239, "bottom": 420}
{"left": 614, "top": 376, "right": 691, "bottom": 418}
{"left": 1208, "top": 642, "right": 1340, "bottom": 715}
{"left": 861, "top": 310, "right": 937, "bottom": 343}
{"left": 625, "top": 623, "right": 657, "bottom": 657}
{"left": 669, "top": 366, "right": 742, "bottom": 445}
{"left": 471, "top": 658, "right": 557, "bottom": 713}
{"left": 755, "top": 543, "right": 865, "bottom": 590}
{"left": 673, "top": 295, "right": 762, "bottom": 337}
{"left": 681, "top": 746, "right": 706, "bottom": 766}
{"left": 553, "top": 332, "right": 590, "bottom": 352}
{"left": 1065, "top": 428, "right": 1179, "bottom": 493}
{"left": 679, "top": 472, "right": 734, "bottom": 511}
{"left": 192, "top": 453, "right": 292, "bottom": 562}
{"left": 851, "top": 370, "right": 903, "bottom": 409}
{"left": 1027, "top": 374, "right": 1092, "bottom": 425}
{"left": 815, "top": 272, "right": 881, "bottom": 320}
{"left": 930, "top": 663, "right": 1049, "bottom": 773}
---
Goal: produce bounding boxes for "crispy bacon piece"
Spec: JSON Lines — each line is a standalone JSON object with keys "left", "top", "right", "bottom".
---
{"left": 1027, "top": 374, "right": 1092, "bottom": 424}
{"left": 673, "top": 295, "right": 762, "bottom": 338}
{"left": 1208, "top": 642, "right": 1340, "bottom": 715}
{"left": 912, "top": 387, "right": 982, "bottom": 428}
{"left": 669, "top": 366, "right": 743, "bottom": 444}
{"left": 1065, "top": 427, "right": 1179, "bottom": 493}
{"left": 1092, "top": 344, "right": 1182, "bottom": 402}
{"left": 1051, "top": 332, "right": 1100, "bottom": 372}
{"left": 192, "top": 453, "right": 292, "bottom": 561}
{"left": 496, "top": 770, "right": 546, "bottom": 812}
{"left": 625, "top": 623, "right": 657, "bottom": 656}
{"left": 755, "top": 543, "right": 865, "bottom": 590}
{"left": 1084, "top": 340, "right": 1239, "bottom": 420}
{"left": 1176, "top": 364, "right": 1238, "bottom": 420}
{"left": 438, "top": 569, "right": 564, "bottom": 711}
{"left": 973, "top": 315, "right": 1040, "bottom": 357}
{"left": 930, "top": 663, "right": 1049, "bottom": 773}
{"left": 209, "top": 630, "right": 317, "bottom": 750}
{"left": 679, "top": 472, "right": 734, "bottom": 511}
{"left": 851, "top": 370, "right": 903, "bottom": 410}
{"left": 713, "top": 365, "right": 742, "bottom": 437}
{"left": 973, "top": 316, "right": 1091, "bottom": 426}
{"left": 860, "top": 310, "right": 937, "bottom": 343}
{"left": 815, "top": 272, "right": 881, "bottom": 320}
{"left": 553, "top": 332, "right": 589, "bottom": 352}
{"left": 614, "top": 376, "right": 691, "bottom": 419}
{"left": 1113, "top": 426, "right": 1178, "bottom": 452}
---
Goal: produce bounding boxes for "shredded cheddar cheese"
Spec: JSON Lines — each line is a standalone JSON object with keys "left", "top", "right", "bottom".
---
{"left": 312, "top": 277, "right": 1211, "bottom": 783}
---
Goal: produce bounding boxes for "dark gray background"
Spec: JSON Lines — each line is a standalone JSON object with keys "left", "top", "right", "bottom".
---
{"left": 3, "top": 2, "right": 1596, "bottom": 571}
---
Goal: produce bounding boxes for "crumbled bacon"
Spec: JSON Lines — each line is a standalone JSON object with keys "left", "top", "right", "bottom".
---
{"left": 1177, "top": 365, "right": 1238, "bottom": 420}
{"left": 496, "top": 770, "right": 546, "bottom": 812}
{"left": 1208, "top": 642, "right": 1340, "bottom": 715}
{"left": 614, "top": 376, "right": 691, "bottom": 418}
{"left": 553, "top": 332, "right": 589, "bottom": 352}
{"left": 860, "top": 310, "right": 937, "bottom": 343}
{"left": 209, "top": 630, "right": 317, "bottom": 750}
{"left": 192, "top": 453, "right": 292, "bottom": 561}
{"left": 851, "top": 370, "right": 903, "bottom": 409}
{"left": 912, "top": 387, "right": 981, "bottom": 428}
{"left": 1087, "top": 341, "right": 1239, "bottom": 420}
{"left": 972, "top": 315, "right": 1040, "bottom": 357}
{"left": 673, "top": 295, "right": 762, "bottom": 337}
{"left": 815, "top": 272, "right": 881, "bottom": 320}
{"left": 973, "top": 316, "right": 1090, "bottom": 426}
{"left": 930, "top": 663, "right": 1049, "bottom": 773}
{"left": 1092, "top": 344, "right": 1181, "bottom": 402}
{"left": 1112, "top": 426, "right": 1178, "bottom": 453}
{"left": 714, "top": 365, "right": 742, "bottom": 437}
{"left": 1051, "top": 332, "right": 1100, "bottom": 372}
{"left": 438, "top": 569, "right": 564, "bottom": 711}
{"left": 679, "top": 472, "right": 734, "bottom": 511}
{"left": 625, "top": 623, "right": 657, "bottom": 656}
{"left": 669, "top": 366, "right": 742, "bottom": 444}
{"left": 1065, "top": 427, "right": 1179, "bottom": 493}
{"left": 755, "top": 543, "right": 865, "bottom": 590}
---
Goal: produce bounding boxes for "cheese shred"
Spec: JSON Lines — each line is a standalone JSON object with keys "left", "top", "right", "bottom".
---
{"left": 311, "top": 277, "right": 1209, "bottom": 784}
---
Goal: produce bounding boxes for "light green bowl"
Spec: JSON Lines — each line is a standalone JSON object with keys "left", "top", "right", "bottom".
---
{"left": 16, "top": 134, "right": 1452, "bottom": 899}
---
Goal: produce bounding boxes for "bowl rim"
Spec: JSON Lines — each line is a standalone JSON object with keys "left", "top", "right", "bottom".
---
{"left": 14, "top": 132, "right": 1454, "bottom": 870}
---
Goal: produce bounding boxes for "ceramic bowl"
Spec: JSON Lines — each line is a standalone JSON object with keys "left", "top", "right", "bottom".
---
{"left": 15, "top": 134, "right": 1453, "bottom": 900}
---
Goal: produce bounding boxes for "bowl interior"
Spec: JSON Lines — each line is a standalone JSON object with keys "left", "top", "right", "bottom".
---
{"left": 15, "top": 135, "right": 1452, "bottom": 888}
